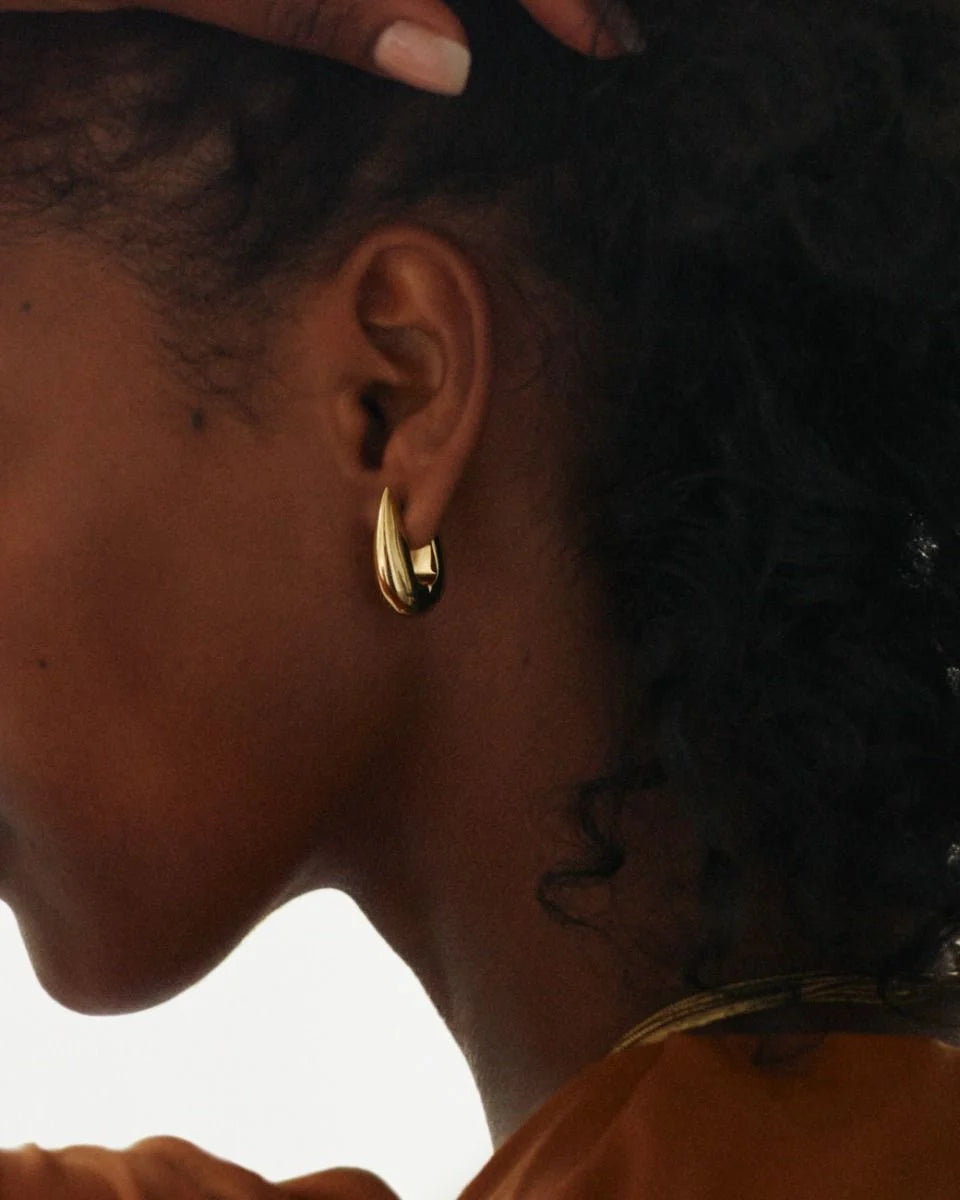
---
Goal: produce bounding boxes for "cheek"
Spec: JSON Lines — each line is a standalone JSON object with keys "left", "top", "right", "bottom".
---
{"left": 0, "top": 241, "right": 371, "bottom": 1011}
{"left": 1, "top": 754, "right": 316, "bottom": 1015}
{"left": 0, "top": 517, "right": 376, "bottom": 1016}
{"left": 0, "top": 410, "right": 380, "bottom": 1009}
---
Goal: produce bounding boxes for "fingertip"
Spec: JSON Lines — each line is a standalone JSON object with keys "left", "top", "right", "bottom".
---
{"left": 522, "top": 0, "right": 645, "bottom": 58}
{"left": 373, "top": 20, "right": 471, "bottom": 95}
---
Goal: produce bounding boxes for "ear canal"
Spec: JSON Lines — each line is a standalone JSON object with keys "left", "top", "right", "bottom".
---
{"left": 374, "top": 486, "right": 445, "bottom": 616}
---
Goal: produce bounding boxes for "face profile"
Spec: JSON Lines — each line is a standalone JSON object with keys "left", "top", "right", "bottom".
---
{"left": 0, "top": 217, "right": 500, "bottom": 1013}
{"left": 0, "top": 3, "right": 959, "bottom": 1190}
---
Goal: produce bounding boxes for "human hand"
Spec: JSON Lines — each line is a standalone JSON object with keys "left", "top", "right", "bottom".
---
{"left": 279, "top": 1165, "right": 403, "bottom": 1199}
{"left": 2, "top": 0, "right": 644, "bottom": 94}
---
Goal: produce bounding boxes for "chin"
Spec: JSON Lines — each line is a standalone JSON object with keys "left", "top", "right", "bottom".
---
{"left": 14, "top": 908, "right": 223, "bottom": 1017}
{"left": 35, "top": 964, "right": 195, "bottom": 1017}
{"left": 29, "top": 947, "right": 204, "bottom": 1017}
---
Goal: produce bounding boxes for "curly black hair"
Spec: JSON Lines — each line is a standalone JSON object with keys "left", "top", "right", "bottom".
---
{"left": 2, "top": 0, "right": 960, "bottom": 1019}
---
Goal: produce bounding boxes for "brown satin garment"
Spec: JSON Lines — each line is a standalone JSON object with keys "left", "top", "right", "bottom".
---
{"left": 3, "top": 1034, "right": 960, "bottom": 1198}
{"left": 459, "top": 1032, "right": 960, "bottom": 1198}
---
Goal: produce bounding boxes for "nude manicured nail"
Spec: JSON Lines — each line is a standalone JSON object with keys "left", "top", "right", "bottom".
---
{"left": 373, "top": 21, "right": 472, "bottom": 95}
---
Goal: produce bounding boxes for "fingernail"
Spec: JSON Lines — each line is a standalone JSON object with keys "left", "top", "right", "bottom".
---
{"left": 373, "top": 20, "right": 472, "bottom": 96}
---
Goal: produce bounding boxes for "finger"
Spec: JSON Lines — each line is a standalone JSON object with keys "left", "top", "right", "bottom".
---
{"left": 519, "top": 0, "right": 644, "bottom": 57}
{"left": 153, "top": 0, "right": 469, "bottom": 84}
{"left": 280, "top": 1166, "right": 401, "bottom": 1199}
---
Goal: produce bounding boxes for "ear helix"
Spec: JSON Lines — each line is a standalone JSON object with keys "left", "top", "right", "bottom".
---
{"left": 374, "top": 486, "right": 445, "bottom": 615}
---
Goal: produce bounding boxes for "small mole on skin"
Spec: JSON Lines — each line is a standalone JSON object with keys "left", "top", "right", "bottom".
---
{"left": 20, "top": 301, "right": 32, "bottom": 314}
{"left": 37, "top": 659, "right": 48, "bottom": 669}
{"left": 191, "top": 409, "right": 206, "bottom": 431}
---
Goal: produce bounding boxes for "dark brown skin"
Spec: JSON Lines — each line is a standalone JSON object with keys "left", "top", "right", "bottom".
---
{"left": 0, "top": 221, "right": 948, "bottom": 1155}
{"left": 0, "top": 0, "right": 952, "bottom": 1163}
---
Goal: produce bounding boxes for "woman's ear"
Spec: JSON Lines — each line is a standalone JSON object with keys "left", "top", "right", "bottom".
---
{"left": 298, "top": 224, "right": 494, "bottom": 553}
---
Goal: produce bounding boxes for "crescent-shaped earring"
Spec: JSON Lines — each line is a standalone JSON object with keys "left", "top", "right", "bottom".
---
{"left": 374, "top": 486, "right": 445, "bottom": 616}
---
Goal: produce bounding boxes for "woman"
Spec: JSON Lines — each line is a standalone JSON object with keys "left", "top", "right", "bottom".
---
{"left": 0, "top": 0, "right": 959, "bottom": 1196}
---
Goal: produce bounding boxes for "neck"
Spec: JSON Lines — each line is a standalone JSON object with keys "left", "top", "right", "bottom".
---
{"left": 322, "top": 477, "right": 960, "bottom": 1148}
{"left": 363, "top": 681, "right": 665, "bottom": 1148}
{"left": 333, "top": 572, "right": 687, "bottom": 1148}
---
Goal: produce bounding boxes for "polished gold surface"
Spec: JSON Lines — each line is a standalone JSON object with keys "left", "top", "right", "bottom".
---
{"left": 374, "top": 486, "right": 445, "bottom": 615}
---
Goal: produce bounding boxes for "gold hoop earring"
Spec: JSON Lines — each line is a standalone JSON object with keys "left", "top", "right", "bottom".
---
{"left": 374, "top": 487, "right": 445, "bottom": 616}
